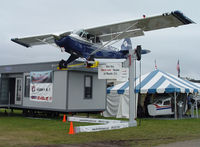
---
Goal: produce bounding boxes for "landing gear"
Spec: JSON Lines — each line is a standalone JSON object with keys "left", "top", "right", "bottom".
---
{"left": 86, "top": 56, "right": 95, "bottom": 68}
{"left": 86, "top": 60, "right": 99, "bottom": 68}
{"left": 59, "top": 59, "right": 67, "bottom": 69}
{"left": 58, "top": 54, "right": 79, "bottom": 69}
{"left": 58, "top": 59, "right": 99, "bottom": 70}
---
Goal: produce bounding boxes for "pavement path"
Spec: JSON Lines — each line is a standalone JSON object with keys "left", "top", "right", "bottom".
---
{"left": 155, "top": 139, "right": 200, "bottom": 147}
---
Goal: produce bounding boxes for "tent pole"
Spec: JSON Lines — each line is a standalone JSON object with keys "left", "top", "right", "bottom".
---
{"left": 195, "top": 93, "right": 198, "bottom": 118}
{"left": 174, "top": 92, "right": 177, "bottom": 120}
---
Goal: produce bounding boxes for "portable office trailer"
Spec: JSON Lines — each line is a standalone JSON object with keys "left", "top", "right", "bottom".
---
{"left": 0, "top": 61, "right": 106, "bottom": 113}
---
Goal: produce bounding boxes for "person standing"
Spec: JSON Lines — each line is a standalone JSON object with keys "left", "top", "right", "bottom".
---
{"left": 186, "top": 94, "right": 192, "bottom": 116}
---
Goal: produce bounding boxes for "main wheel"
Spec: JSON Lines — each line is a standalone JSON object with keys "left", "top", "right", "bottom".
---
{"left": 59, "top": 59, "right": 67, "bottom": 69}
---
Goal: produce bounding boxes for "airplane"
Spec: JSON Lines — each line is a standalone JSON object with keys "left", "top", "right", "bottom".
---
{"left": 11, "top": 10, "right": 194, "bottom": 69}
{"left": 148, "top": 97, "right": 174, "bottom": 116}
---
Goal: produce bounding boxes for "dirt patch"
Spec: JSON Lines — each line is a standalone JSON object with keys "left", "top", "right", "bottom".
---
{"left": 33, "top": 137, "right": 175, "bottom": 147}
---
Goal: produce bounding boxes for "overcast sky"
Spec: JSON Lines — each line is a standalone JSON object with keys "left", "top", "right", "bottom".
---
{"left": 1, "top": 0, "right": 200, "bottom": 78}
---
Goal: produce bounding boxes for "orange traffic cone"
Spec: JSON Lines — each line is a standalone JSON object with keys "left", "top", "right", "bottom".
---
{"left": 62, "top": 114, "right": 66, "bottom": 122}
{"left": 68, "top": 121, "right": 75, "bottom": 134}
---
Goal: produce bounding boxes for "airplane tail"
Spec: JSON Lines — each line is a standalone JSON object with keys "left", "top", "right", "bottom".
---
{"left": 120, "top": 38, "right": 132, "bottom": 55}
{"left": 120, "top": 38, "right": 132, "bottom": 51}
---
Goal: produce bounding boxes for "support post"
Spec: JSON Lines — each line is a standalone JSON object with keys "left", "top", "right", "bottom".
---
{"left": 129, "top": 50, "right": 137, "bottom": 127}
{"left": 174, "top": 92, "right": 177, "bottom": 120}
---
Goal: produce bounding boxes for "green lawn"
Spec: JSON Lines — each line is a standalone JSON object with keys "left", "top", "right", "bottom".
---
{"left": 0, "top": 111, "right": 200, "bottom": 147}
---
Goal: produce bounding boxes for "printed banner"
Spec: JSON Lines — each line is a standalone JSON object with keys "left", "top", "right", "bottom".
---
{"left": 30, "top": 71, "right": 53, "bottom": 102}
{"left": 68, "top": 117, "right": 124, "bottom": 124}
{"left": 30, "top": 83, "right": 53, "bottom": 102}
{"left": 75, "top": 122, "right": 129, "bottom": 133}
{"left": 68, "top": 117, "right": 133, "bottom": 133}
{"left": 31, "top": 71, "right": 52, "bottom": 83}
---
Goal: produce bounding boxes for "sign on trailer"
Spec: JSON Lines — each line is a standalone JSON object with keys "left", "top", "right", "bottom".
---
{"left": 98, "top": 63, "right": 128, "bottom": 81}
{"left": 117, "top": 67, "right": 129, "bottom": 81}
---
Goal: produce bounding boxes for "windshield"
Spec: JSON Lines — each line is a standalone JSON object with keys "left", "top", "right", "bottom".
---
{"left": 153, "top": 96, "right": 171, "bottom": 105}
{"left": 74, "top": 29, "right": 86, "bottom": 37}
{"left": 73, "top": 29, "right": 102, "bottom": 44}
{"left": 155, "top": 99, "right": 163, "bottom": 105}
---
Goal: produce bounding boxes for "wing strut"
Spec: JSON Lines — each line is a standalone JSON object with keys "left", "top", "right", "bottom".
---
{"left": 88, "top": 22, "right": 138, "bottom": 58}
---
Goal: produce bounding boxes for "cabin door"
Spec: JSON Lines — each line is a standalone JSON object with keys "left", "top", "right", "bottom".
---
{"left": 15, "top": 78, "right": 22, "bottom": 105}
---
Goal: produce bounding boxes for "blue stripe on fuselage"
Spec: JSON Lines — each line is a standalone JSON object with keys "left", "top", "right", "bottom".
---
{"left": 55, "top": 35, "right": 126, "bottom": 59}
{"left": 156, "top": 107, "right": 171, "bottom": 110}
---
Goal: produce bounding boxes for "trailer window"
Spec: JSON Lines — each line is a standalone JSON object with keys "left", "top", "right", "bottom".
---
{"left": 84, "top": 75, "right": 92, "bottom": 99}
{"left": 0, "top": 74, "right": 1, "bottom": 100}
{"left": 0, "top": 74, "right": 1, "bottom": 89}
{"left": 24, "top": 75, "right": 30, "bottom": 98}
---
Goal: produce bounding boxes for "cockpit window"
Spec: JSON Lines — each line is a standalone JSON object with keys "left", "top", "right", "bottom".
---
{"left": 74, "top": 30, "right": 85, "bottom": 37}
{"left": 156, "top": 100, "right": 163, "bottom": 105}
{"left": 74, "top": 29, "right": 102, "bottom": 44}
{"left": 163, "top": 100, "right": 170, "bottom": 105}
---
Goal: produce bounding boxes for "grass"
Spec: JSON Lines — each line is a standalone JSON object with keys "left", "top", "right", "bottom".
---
{"left": 0, "top": 110, "right": 200, "bottom": 147}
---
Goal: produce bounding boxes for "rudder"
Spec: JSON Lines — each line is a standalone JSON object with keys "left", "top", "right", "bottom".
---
{"left": 121, "top": 38, "right": 132, "bottom": 51}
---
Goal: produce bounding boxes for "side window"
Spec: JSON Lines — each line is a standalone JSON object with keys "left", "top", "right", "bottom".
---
{"left": 84, "top": 75, "right": 92, "bottom": 99}
{"left": 24, "top": 75, "right": 30, "bottom": 98}
{"left": 163, "top": 100, "right": 170, "bottom": 106}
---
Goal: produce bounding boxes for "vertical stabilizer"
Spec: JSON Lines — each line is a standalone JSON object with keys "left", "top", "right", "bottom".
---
{"left": 121, "top": 38, "right": 132, "bottom": 51}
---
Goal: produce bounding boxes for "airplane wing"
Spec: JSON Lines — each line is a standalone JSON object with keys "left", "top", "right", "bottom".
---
{"left": 11, "top": 10, "right": 194, "bottom": 47}
{"left": 85, "top": 10, "right": 194, "bottom": 41}
{"left": 11, "top": 32, "right": 71, "bottom": 48}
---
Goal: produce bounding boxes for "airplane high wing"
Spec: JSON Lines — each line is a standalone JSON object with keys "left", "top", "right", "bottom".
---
{"left": 11, "top": 10, "right": 194, "bottom": 48}
{"left": 85, "top": 10, "right": 194, "bottom": 42}
{"left": 11, "top": 32, "right": 71, "bottom": 48}
{"left": 86, "top": 11, "right": 193, "bottom": 36}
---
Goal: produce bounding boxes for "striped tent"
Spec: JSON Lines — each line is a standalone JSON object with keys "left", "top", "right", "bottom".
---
{"left": 104, "top": 69, "right": 200, "bottom": 118}
{"left": 107, "top": 69, "right": 200, "bottom": 94}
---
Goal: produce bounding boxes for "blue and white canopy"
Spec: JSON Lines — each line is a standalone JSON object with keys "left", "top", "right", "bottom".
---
{"left": 107, "top": 69, "right": 200, "bottom": 94}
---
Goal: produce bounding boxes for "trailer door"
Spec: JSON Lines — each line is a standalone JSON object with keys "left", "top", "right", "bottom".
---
{"left": 0, "top": 77, "right": 9, "bottom": 105}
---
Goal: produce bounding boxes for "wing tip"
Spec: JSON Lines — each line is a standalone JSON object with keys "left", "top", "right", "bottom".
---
{"left": 11, "top": 38, "right": 30, "bottom": 48}
{"left": 171, "top": 10, "right": 195, "bottom": 24}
